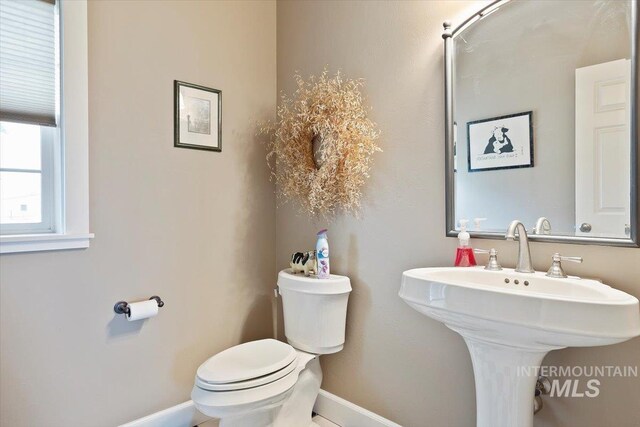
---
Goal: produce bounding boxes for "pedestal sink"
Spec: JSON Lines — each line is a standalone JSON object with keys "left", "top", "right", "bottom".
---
{"left": 399, "top": 267, "right": 640, "bottom": 427}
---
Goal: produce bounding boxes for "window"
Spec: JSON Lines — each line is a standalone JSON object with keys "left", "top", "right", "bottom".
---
{"left": 0, "top": 122, "right": 55, "bottom": 233}
{"left": 0, "top": 0, "right": 91, "bottom": 253}
{"left": 1, "top": 0, "right": 58, "bottom": 235}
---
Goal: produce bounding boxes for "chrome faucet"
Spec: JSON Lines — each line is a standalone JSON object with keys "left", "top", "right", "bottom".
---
{"left": 533, "top": 217, "right": 551, "bottom": 235}
{"left": 505, "top": 220, "right": 535, "bottom": 273}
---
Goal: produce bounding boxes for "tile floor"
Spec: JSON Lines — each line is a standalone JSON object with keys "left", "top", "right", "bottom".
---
{"left": 197, "top": 415, "right": 339, "bottom": 427}
{"left": 313, "top": 415, "right": 340, "bottom": 426}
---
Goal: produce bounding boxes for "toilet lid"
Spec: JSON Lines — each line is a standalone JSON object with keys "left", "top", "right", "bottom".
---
{"left": 195, "top": 358, "right": 297, "bottom": 391}
{"left": 197, "top": 339, "right": 297, "bottom": 385}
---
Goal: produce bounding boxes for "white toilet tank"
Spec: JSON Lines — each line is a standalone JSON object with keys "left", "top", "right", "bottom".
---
{"left": 277, "top": 269, "right": 351, "bottom": 354}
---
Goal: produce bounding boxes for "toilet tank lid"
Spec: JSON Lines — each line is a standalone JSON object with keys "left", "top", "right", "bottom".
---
{"left": 277, "top": 269, "right": 352, "bottom": 294}
{"left": 196, "top": 339, "right": 297, "bottom": 384}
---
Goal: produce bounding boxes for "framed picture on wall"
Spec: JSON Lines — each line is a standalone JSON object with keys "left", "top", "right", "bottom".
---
{"left": 467, "top": 111, "right": 533, "bottom": 172}
{"left": 174, "top": 80, "right": 222, "bottom": 152}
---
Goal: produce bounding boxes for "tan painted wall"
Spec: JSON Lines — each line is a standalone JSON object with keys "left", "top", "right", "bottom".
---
{"left": 276, "top": 1, "right": 640, "bottom": 426}
{"left": 1, "top": 2, "right": 638, "bottom": 426}
{"left": 0, "top": 1, "right": 276, "bottom": 426}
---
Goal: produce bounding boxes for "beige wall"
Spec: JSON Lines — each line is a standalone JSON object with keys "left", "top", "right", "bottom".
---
{"left": 0, "top": 1, "right": 276, "bottom": 426}
{"left": 276, "top": 1, "right": 640, "bottom": 427}
{"left": 1, "top": 2, "right": 638, "bottom": 427}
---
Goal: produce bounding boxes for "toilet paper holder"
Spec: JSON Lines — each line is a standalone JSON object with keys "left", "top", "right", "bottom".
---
{"left": 114, "top": 296, "right": 164, "bottom": 316}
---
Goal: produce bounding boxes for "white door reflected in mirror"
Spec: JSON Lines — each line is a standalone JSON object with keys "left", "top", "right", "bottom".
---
{"left": 575, "top": 59, "right": 631, "bottom": 238}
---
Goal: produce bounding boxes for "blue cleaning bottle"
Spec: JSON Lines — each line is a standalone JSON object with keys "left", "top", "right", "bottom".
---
{"left": 316, "top": 229, "right": 330, "bottom": 279}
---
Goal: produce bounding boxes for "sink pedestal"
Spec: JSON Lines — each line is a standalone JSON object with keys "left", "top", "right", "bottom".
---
{"left": 460, "top": 333, "right": 553, "bottom": 427}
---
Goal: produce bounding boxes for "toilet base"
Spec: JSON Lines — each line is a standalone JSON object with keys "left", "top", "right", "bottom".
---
{"left": 271, "top": 356, "right": 322, "bottom": 427}
{"left": 199, "top": 355, "right": 323, "bottom": 427}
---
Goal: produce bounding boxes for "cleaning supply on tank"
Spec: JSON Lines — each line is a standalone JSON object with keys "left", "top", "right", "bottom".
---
{"left": 455, "top": 219, "right": 477, "bottom": 267}
{"left": 316, "top": 229, "right": 330, "bottom": 278}
{"left": 473, "top": 217, "right": 487, "bottom": 231}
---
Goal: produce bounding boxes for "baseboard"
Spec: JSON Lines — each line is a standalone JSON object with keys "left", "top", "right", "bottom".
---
{"left": 118, "top": 400, "right": 211, "bottom": 427}
{"left": 119, "top": 389, "right": 401, "bottom": 427}
{"left": 313, "top": 389, "right": 403, "bottom": 427}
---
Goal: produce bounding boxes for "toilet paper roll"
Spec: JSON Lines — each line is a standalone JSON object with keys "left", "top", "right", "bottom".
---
{"left": 127, "top": 299, "right": 159, "bottom": 321}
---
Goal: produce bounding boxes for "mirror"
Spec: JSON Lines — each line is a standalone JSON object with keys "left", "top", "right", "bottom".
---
{"left": 444, "top": 0, "right": 639, "bottom": 246}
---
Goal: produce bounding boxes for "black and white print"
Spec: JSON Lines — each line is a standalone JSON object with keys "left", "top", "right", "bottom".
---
{"left": 467, "top": 111, "right": 533, "bottom": 172}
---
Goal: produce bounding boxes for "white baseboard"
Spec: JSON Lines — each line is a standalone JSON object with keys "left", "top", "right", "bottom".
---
{"left": 118, "top": 400, "right": 211, "bottom": 427}
{"left": 119, "top": 389, "right": 401, "bottom": 427}
{"left": 313, "top": 389, "right": 402, "bottom": 427}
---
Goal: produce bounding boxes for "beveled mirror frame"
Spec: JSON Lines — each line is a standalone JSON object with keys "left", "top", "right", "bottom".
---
{"left": 443, "top": 0, "right": 640, "bottom": 247}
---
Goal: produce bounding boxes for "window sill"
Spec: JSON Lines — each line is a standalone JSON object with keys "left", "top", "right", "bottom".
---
{"left": 0, "top": 233, "right": 94, "bottom": 254}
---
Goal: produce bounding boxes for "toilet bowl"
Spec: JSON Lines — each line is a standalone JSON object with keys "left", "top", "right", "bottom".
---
{"left": 192, "top": 270, "right": 351, "bottom": 427}
{"left": 192, "top": 339, "right": 322, "bottom": 427}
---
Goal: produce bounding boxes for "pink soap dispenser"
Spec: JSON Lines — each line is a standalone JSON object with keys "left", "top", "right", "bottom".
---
{"left": 455, "top": 219, "right": 477, "bottom": 267}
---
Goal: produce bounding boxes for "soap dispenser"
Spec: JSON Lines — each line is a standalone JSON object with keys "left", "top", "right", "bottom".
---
{"left": 473, "top": 217, "right": 488, "bottom": 231}
{"left": 455, "top": 219, "right": 477, "bottom": 267}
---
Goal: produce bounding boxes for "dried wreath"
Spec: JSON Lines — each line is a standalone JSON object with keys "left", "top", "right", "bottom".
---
{"left": 260, "top": 70, "right": 381, "bottom": 217}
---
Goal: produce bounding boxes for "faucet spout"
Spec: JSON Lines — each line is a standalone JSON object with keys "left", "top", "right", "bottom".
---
{"left": 533, "top": 217, "right": 552, "bottom": 235}
{"left": 505, "top": 220, "right": 535, "bottom": 273}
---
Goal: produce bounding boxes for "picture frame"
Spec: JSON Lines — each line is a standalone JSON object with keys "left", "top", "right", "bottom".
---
{"left": 466, "top": 111, "right": 533, "bottom": 172}
{"left": 174, "top": 80, "right": 222, "bottom": 152}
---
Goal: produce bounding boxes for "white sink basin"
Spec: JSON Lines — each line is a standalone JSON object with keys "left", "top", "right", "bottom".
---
{"left": 399, "top": 267, "right": 640, "bottom": 427}
{"left": 400, "top": 267, "right": 640, "bottom": 347}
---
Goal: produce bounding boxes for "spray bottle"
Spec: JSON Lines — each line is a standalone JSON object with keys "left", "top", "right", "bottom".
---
{"left": 316, "top": 229, "right": 330, "bottom": 279}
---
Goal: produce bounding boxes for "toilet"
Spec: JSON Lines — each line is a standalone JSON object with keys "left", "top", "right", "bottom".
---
{"left": 192, "top": 269, "right": 352, "bottom": 427}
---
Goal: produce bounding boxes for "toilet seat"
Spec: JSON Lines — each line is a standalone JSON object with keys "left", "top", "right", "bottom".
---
{"left": 196, "top": 359, "right": 297, "bottom": 391}
{"left": 196, "top": 339, "right": 298, "bottom": 392}
{"left": 197, "top": 339, "right": 297, "bottom": 384}
{"left": 192, "top": 366, "right": 300, "bottom": 408}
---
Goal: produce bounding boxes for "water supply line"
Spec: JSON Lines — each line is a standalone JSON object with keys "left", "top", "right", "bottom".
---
{"left": 273, "top": 287, "right": 279, "bottom": 340}
{"left": 534, "top": 376, "right": 551, "bottom": 414}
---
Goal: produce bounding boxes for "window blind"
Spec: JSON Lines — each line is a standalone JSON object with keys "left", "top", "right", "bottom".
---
{"left": 0, "top": 0, "right": 57, "bottom": 127}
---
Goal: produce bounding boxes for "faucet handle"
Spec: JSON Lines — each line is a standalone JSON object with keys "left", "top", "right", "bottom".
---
{"left": 556, "top": 254, "right": 583, "bottom": 263}
{"left": 546, "top": 253, "right": 583, "bottom": 278}
{"left": 474, "top": 248, "right": 502, "bottom": 271}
